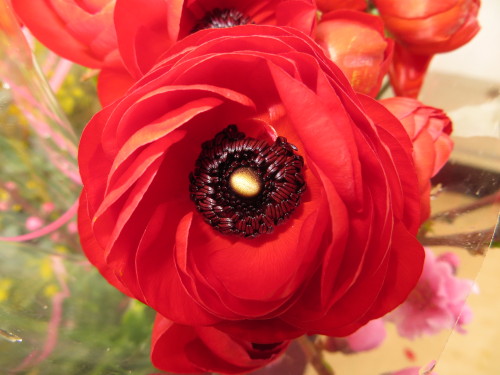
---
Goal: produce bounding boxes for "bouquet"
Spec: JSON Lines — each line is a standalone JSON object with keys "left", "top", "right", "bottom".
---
{"left": 1, "top": 0, "right": 498, "bottom": 374}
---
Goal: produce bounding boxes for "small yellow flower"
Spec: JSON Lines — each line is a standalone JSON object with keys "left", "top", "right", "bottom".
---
{"left": 39, "top": 258, "right": 53, "bottom": 280}
{"left": 0, "top": 279, "right": 13, "bottom": 302}
{"left": 43, "top": 284, "right": 59, "bottom": 298}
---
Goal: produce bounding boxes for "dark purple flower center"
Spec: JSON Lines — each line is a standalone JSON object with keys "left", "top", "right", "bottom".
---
{"left": 189, "top": 125, "right": 306, "bottom": 238}
{"left": 192, "top": 8, "right": 252, "bottom": 33}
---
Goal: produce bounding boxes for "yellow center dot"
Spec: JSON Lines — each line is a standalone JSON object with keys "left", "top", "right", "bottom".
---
{"left": 229, "top": 167, "right": 262, "bottom": 198}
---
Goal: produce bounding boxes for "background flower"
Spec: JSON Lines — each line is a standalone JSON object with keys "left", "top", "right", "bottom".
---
{"left": 11, "top": 0, "right": 119, "bottom": 68}
{"left": 315, "top": 10, "right": 393, "bottom": 96}
{"left": 93, "top": 0, "right": 318, "bottom": 103}
{"left": 386, "top": 248, "right": 475, "bottom": 339}
{"left": 390, "top": 366, "right": 437, "bottom": 375}
{"left": 380, "top": 97, "right": 453, "bottom": 222}
{"left": 315, "top": 0, "right": 366, "bottom": 13}
{"left": 324, "top": 319, "right": 386, "bottom": 354}
{"left": 374, "top": 0, "right": 481, "bottom": 97}
{"left": 151, "top": 314, "right": 290, "bottom": 374}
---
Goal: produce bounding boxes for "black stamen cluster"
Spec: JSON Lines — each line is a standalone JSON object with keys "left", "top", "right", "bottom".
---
{"left": 192, "top": 8, "right": 252, "bottom": 33}
{"left": 189, "top": 125, "right": 306, "bottom": 238}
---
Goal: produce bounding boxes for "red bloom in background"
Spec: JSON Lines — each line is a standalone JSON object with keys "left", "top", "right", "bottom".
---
{"left": 78, "top": 25, "right": 424, "bottom": 370}
{"left": 10, "top": 0, "right": 136, "bottom": 105}
{"left": 108, "top": 0, "right": 317, "bottom": 104}
{"left": 315, "top": 10, "right": 393, "bottom": 97}
{"left": 104, "top": 0, "right": 317, "bottom": 104}
{"left": 374, "top": 0, "right": 480, "bottom": 97}
{"left": 114, "top": 0, "right": 317, "bottom": 79}
{"left": 151, "top": 314, "right": 290, "bottom": 373}
{"left": 11, "top": 0, "right": 119, "bottom": 68}
{"left": 380, "top": 97, "right": 453, "bottom": 222}
{"left": 316, "top": 0, "right": 366, "bottom": 13}
{"left": 11, "top": 0, "right": 317, "bottom": 105}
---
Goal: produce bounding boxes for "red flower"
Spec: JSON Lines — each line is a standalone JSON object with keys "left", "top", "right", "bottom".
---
{"left": 374, "top": 0, "right": 480, "bottom": 55}
{"left": 151, "top": 314, "right": 289, "bottom": 374}
{"left": 112, "top": 0, "right": 317, "bottom": 86}
{"left": 315, "top": 10, "right": 393, "bottom": 97}
{"left": 374, "top": 0, "right": 480, "bottom": 97}
{"left": 11, "top": 0, "right": 119, "bottom": 68}
{"left": 380, "top": 97, "right": 453, "bottom": 222}
{"left": 316, "top": 0, "right": 367, "bottom": 13}
{"left": 11, "top": 0, "right": 317, "bottom": 105}
{"left": 10, "top": 0, "right": 135, "bottom": 105}
{"left": 78, "top": 25, "right": 424, "bottom": 356}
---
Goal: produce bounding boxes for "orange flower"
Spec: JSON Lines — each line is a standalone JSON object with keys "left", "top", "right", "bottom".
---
{"left": 375, "top": 0, "right": 480, "bottom": 54}
{"left": 316, "top": 0, "right": 366, "bottom": 13}
{"left": 374, "top": 0, "right": 480, "bottom": 97}
{"left": 316, "top": 10, "right": 393, "bottom": 96}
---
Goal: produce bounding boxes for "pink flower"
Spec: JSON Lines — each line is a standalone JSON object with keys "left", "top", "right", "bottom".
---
{"left": 324, "top": 319, "right": 386, "bottom": 353}
{"left": 25, "top": 216, "right": 44, "bottom": 231}
{"left": 41, "top": 202, "right": 56, "bottom": 214}
{"left": 391, "top": 366, "right": 437, "bottom": 375}
{"left": 386, "top": 248, "right": 474, "bottom": 339}
{"left": 67, "top": 221, "right": 78, "bottom": 234}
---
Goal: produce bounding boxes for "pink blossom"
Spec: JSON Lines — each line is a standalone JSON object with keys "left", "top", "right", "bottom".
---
{"left": 386, "top": 248, "right": 474, "bottom": 339}
{"left": 391, "top": 366, "right": 437, "bottom": 375}
{"left": 66, "top": 221, "right": 78, "bottom": 234}
{"left": 4, "top": 181, "right": 17, "bottom": 190}
{"left": 324, "top": 319, "right": 386, "bottom": 353}
{"left": 25, "top": 216, "right": 44, "bottom": 231}
{"left": 41, "top": 202, "right": 55, "bottom": 214}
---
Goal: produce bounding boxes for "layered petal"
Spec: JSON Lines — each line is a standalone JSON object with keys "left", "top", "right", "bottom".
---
{"left": 78, "top": 25, "right": 425, "bottom": 372}
{"left": 316, "top": 10, "right": 393, "bottom": 96}
{"left": 12, "top": 0, "right": 119, "bottom": 68}
{"left": 380, "top": 97, "right": 453, "bottom": 222}
{"left": 151, "top": 314, "right": 290, "bottom": 374}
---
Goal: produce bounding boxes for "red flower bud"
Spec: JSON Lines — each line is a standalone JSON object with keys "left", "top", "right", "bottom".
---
{"left": 380, "top": 97, "right": 453, "bottom": 222}
{"left": 316, "top": 10, "right": 393, "bottom": 97}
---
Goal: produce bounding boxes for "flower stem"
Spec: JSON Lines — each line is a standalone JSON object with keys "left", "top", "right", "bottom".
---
{"left": 375, "top": 79, "right": 391, "bottom": 99}
{"left": 418, "top": 226, "right": 498, "bottom": 255}
{"left": 296, "top": 335, "right": 334, "bottom": 375}
{"left": 430, "top": 191, "right": 500, "bottom": 222}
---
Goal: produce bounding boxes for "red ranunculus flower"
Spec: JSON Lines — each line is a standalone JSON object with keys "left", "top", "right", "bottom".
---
{"left": 151, "top": 314, "right": 290, "bottom": 374}
{"left": 315, "top": 10, "right": 393, "bottom": 97}
{"left": 380, "top": 97, "right": 453, "bottom": 222}
{"left": 373, "top": 0, "right": 480, "bottom": 97}
{"left": 316, "top": 0, "right": 367, "bottom": 13}
{"left": 101, "top": 0, "right": 318, "bottom": 104}
{"left": 12, "top": 0, "right": 317, "bottom": 105}
{"left": 374, "top": 0, "right": 480, "bottom": 55}
{"left": 78, "top": 25, "right": 424, "bottom": 362}
{"left": 10, "top": 0, "right": 137, "bottom": 105}
{"left": 11, "top": 0, "right": 119, "bottom": 68}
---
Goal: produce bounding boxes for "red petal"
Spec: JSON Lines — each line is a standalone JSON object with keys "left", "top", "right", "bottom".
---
{"left": 151, "top": 315, "right": 201, "bottom": 373}
{"left": 77, "top": 191, "right": 133, "bottom": 297}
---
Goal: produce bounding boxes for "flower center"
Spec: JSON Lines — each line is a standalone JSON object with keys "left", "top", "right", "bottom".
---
{"left": 192, "top": 8, "right": 252, "bottom": 33}
{"left": 229, "top": 167, "right": 263, "bottom": 198}
{"left": 189, "top": 125, "right": 306, "bottom": 238}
